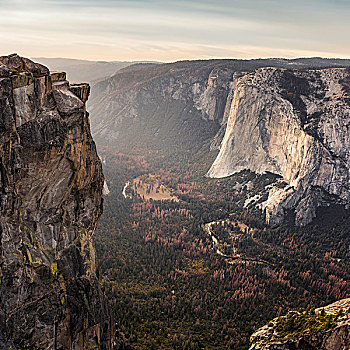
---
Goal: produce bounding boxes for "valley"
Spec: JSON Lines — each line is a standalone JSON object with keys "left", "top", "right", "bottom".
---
{"left": 3, "top": 0, "right": 350, "bottom": 348}
{"left": 2, "top": 55, "right": 348, "bottom": 349}
{"left": 94, "top": 148, "right": 350, "bottom": 349}
{"left": 89, "top": 57, "right": 350, "bottom": 349}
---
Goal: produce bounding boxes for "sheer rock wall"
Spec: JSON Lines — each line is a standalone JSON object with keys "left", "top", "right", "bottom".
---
{"left": 208, "top": 68, "right": 350, "bottom": 226}
{"left": 0, "top": 54, "right": 114, "bottom": 349}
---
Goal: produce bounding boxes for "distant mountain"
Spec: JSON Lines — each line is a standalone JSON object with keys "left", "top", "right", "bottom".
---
{"left": 33, "top": 57, "right": 160, "bottom": 83}
{"left": 88, "top": 57, "right": 350, "bottom": 226}
{"left": 89, "top": 59, "right": 232, "bottom": 154}
{"left": 89, "top": 57, "right": 350, "bottom": 154}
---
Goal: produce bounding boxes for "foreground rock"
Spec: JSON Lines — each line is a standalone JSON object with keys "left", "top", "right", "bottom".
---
{"left": 0, "top": 54, "right": 114, "bottom": 349}
{"left": 250, "top": 298, "right": 350, "bottom": 349}
{"left": 208, "top": 67, "right": 350, "bottom": 226}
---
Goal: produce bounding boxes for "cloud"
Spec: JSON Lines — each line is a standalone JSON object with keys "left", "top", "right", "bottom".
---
{"left": 0, "top": 0, "right": 349, "bottom": 61}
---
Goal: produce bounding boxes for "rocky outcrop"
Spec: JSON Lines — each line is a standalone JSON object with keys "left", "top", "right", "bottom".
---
{"left": 208, "top": 67, "right": 350, "bottom": 226}
{"left": 249, "top": 298, "right": 350, "bottom": 349}
{"left": 0, "top": 54, "right": 114, "bottom": 349}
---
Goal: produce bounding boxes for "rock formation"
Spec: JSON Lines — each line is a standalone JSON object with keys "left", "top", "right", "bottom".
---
{"left": 89, "top": 61, "right": 235, "bottom": 153}
{"left": 89, "top": 58, "right": 350, "bottom": 151}
{"left": 89, "top": 59, "right": 334, "bottom": 152}
{"left": 0, "top": 54, "right": 114, "bottom": 349}
{"left": 208, "top": 67, "right": 350, "bottom": 226}
{"left": 249, "top": 298, "right": 350, "bottom": 349}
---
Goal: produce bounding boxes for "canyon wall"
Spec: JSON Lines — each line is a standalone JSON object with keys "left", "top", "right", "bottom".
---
{"left": 208, "top": 67, "right": 350, "bottom": 226}
{"left": 89, "top": 59, "right": 350, "bottom": 226}
{"left": 0, "top": 54, "right": 114, "bottom": 349}
{"left": 89, "top": 61, "right": 236, "bottom": 153}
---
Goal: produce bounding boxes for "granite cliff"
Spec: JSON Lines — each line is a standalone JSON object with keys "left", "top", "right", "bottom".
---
{"left": 208, "top": 67, "right": 350, "bottom": 226}
{"left": 250, "top": 298, "right": 350, "bottom": 350}
{"left": 89, "top": 59, "right": 341, "bottom": 153}
{"left": 0, "top": 54, "right": 114, "bottom": 349}
{"left": 89, "top": 60, "right": 234, "bottom": 153}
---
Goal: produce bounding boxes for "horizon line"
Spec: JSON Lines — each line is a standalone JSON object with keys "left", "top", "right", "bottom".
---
{"left": 27, "top": 55, "right": 350, "bottom": 64}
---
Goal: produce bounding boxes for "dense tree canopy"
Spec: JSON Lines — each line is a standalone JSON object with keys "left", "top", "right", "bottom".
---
{"left": 94, "top": 148, "right": 350, "bottom": 350}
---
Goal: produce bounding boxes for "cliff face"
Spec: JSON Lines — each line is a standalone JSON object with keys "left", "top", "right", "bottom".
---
{"left": 0, "top": 55, "right": 114, "bottom": 349}
{"left": 208, "top": 67, "right": 350, "bottom": 226}
{"left": 250, "top": 298, "right": 350, "bottom": 350}
{"left": 89, "top": 61, "right": 235, "bottom": 153}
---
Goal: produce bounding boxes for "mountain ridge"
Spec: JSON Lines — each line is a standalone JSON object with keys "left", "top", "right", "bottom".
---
{"left": 32, "top": 57, "right": 161, "bottom": 84}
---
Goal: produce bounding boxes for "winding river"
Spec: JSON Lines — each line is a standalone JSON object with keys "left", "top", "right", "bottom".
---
{"left": 204, "top": 220, "right": 271, "bottom": 265}
{"left": 122, "top": 181, "right": 131, "bottom": 199}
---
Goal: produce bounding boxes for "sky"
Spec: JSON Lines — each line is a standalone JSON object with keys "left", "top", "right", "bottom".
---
{"left": 0, "top": 0, "right": 350, "bottom": 62}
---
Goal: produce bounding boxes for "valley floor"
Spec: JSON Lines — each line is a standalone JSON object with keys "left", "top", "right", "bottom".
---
{"left": 95, "top": 149, "right": 350, "bottom": 350}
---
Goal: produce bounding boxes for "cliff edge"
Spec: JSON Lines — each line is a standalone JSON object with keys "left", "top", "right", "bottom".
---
{"left": 250, "top": 298, "right": 350, "bottom": 350}
{"left": 0, "top": 54, "right": 114, "bottom": 349}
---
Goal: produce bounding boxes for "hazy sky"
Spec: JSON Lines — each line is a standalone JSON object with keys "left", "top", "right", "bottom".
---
{"left": 0, "top": 0, "right": 350, "bottom": 61}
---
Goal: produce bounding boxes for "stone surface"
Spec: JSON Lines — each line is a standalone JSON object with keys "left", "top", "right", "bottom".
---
{"left": 0, "top": 55, "right": 114, "bottom": 349}
{"left": 70, "top": 83, "right": 91, "bottom": 103}
{"left": 0, "top": 53, "right": 49, "bottom": 76}
{"left": 208, "top": 67, "right": 350, "bottom": 226}
{"left": 249, "top": 298, "right": 350, "bottom": 350}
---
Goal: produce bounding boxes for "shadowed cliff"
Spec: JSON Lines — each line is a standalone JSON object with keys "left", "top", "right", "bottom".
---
{"left": 0, "top": 54, "right": 115, "bottom": 349}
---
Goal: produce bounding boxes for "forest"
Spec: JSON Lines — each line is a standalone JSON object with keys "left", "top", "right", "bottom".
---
{"left": 94, "top": 147, "right": 350, "bottom": 350}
